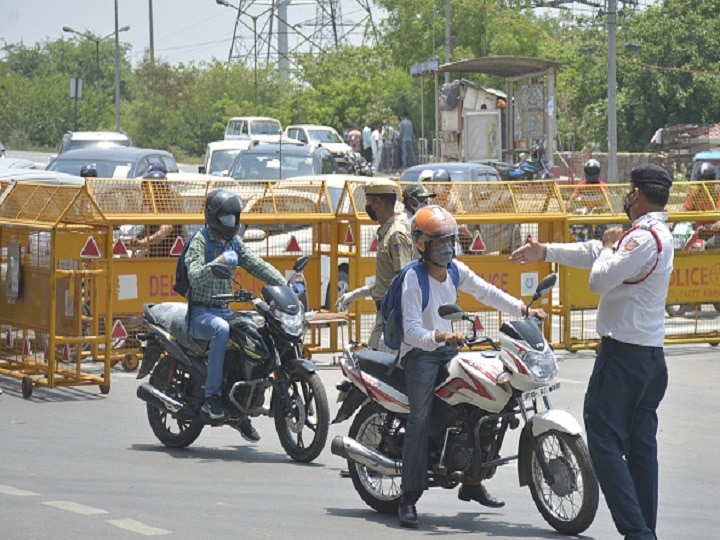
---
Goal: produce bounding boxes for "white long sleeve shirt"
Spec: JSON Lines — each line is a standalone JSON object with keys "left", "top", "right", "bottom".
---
{"left": 545, "top": 211, "right": 673, "bottom": 347}
{"left": 399, "top": 260, "right": 524, "bottom": 358}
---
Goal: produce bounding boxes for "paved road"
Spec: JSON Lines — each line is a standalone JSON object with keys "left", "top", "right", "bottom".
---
{"left": 1, "top": 345, "right": 718, "bottom": 539}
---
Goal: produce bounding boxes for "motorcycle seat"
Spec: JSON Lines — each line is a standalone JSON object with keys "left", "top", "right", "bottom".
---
{"left": 144, "top": 302, "right": 209, "bottom": 354}
{"left": 354, "top": 350, "right": 451, "bottom": 397}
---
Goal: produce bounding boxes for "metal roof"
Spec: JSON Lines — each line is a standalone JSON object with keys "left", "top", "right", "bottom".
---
{"left": 438, "top": 57, "right": 561, "bottom": 80}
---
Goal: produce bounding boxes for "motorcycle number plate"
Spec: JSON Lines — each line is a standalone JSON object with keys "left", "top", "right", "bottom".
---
{"left": 521, "top": 382, "right": 560, "bottom": 401}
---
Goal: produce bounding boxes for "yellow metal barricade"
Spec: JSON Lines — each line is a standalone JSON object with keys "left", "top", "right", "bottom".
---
{"left": 0, "top": 182, "right": 114, "bottom": 396}
{"left": 85, "top": 177, "right": 338, "bottom": 361}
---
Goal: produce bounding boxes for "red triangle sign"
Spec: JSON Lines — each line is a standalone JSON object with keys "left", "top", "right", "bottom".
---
{"left": 525, "top": 234, "right": 533, "bottom": 245}
{"left": 111, "top": 319, "right": 128, "bottom": 339}
{"left": 23, "top": 338, "right": 32, "bottom": 356}
{"left": 62, "top": 344, "right": 71, "bottom": 362}
{"left": 469, "top": 232, "right": 486, "bottom": 252}
{"left": 113, "top": 239, "right": 129, "bottom": 257}
{"left": 474, "top": 315, "right": 484, "bottom": 331}
{"left": 169, "top": 236, "right": 184, "bottom": 256}
{"left": 285, "top": 235, "right": 302, "bottom": 253}
{"left": 80, "top": 236, "right": 101, "bottom": 258}
{"left": 369, "top": 236, "right": 379, "bottom": 252}
{"left": 5, "top": 330, "right": 13, "bottom": 348}
{"left": 344, "top": 225, "right": 355, "bottom": 244}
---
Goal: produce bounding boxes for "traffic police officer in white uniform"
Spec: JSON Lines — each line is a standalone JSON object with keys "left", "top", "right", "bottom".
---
{"left": 510, "top": 164, "right": 673, "bottom": 540}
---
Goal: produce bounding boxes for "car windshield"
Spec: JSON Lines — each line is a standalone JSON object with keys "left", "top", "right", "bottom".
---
{"left": 249, "top": 121, "right": 282, "bottom": 136}
{"left": 231, "top": 153, "right": 314, "bottom": 180}
{"left": 308, "top": 129, "right": 342, "bottom": 144}
{"left": 47, "top": 158, "right": 135, "bottom": 178}
{"left": 209, "top": 149, "right": 244, "bottom": 174}
{"left": 67, "top": 140, "right": 130, "bottom": 151}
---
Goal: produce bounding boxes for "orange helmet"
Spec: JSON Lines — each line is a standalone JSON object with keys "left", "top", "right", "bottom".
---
{"left": 411, "top": 205, "right": 458, "bottom": 255}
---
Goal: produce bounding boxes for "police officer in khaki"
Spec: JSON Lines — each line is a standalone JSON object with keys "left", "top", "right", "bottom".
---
{"left": 337, "top": 178, "right": 413, "bottom": 348}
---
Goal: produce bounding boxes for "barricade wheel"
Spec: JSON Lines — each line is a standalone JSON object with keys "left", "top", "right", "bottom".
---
{"left": 122, "top": 353, "right": 139, "bottom": 372}
{"left": 99, "top": 381, "right": 111, "bottom": 394}
{"left": 21, "top": 376, "right": 33, "bottom": 398}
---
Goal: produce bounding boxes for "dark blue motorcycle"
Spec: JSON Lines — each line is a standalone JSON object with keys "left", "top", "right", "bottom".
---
{"left": 496, "top": 145, "right": 554, "bottom": 181}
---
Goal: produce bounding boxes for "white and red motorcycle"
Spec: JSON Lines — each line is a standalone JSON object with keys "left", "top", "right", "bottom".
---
{"left": 331, "top": 274, "right": 599, "bottom": 535}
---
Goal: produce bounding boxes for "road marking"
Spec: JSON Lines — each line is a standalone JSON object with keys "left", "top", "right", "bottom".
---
{"left": 42, "top": 500, "right": 108, "bottom": 515}
{"left": 108, "top": 519, "right": 172, "bottom": 536}
{"left": 0, "top": 484, "right": 40, "bottom": 496}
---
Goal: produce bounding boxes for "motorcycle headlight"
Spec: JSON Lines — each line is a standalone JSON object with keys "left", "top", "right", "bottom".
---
{"left": 519, "top": 350, "right": 557, "bottom": 383}
{"left": 275, "top": 308, "right": 304, "bottom": 337}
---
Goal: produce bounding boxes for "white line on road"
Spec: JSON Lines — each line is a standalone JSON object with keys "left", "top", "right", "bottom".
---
{"left": 108, "top": 519, "right": 172, "bottom": 536}
{"left": 42, "top": 500, "right": 109, "bottom": 515}
{"left": 0, "top": 484, "right": 40, "bottom": 496}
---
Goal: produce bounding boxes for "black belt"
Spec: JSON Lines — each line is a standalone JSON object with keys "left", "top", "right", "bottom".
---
{"left": 601, "top": 336, "right": 659, "bottom": 352}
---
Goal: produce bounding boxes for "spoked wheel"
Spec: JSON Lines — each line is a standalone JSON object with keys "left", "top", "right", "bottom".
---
{"left": 526, "top": 431, "right": 599, "bottom": 535}
{"left": 146, "top": 357, "right": 203, "bottom": 448}
{"left": 274, "top": 370, "right": 329, "bottom": 463}
{"left": 347, "top": 403, "right": 403, "bottom": 514}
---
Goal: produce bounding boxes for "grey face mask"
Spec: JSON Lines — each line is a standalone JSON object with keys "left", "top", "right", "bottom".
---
{"left": 431, "top": 242, "right": 455, "bottom": 267}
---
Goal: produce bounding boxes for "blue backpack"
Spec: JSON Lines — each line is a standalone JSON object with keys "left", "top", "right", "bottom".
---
{"left": 173, "top": 226, "right": 240, "bottom": 298}
{"left": 380, "top": 260, "right": 460, "bottom": 350}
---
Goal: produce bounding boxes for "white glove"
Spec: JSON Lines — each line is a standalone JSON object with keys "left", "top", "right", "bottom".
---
{"left": 336, "top": 285, "right": 371, "bottom": 311}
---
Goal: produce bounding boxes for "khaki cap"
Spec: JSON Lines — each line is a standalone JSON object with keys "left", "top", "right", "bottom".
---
{"left": 365, "top": 178, "right": 399, "bottom": 196}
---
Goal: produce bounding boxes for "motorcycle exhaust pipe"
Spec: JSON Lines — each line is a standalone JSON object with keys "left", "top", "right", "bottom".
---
{"left": 331, "top": 435, "right": 402, "bottom": 477}
{"left": 136, "top": 383, "right": 184, "bottom": 414}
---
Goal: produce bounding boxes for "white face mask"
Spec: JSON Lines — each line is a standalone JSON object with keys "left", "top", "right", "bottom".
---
{"left": 219, "top": 214, "right": 236, "bottom": 227}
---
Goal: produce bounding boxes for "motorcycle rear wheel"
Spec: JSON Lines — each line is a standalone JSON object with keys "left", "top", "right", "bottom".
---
{"left": 526, "top": 430, "right": 598, "bottom": 535}
{"left": 347, "top": 403, "right": 402, "bottom": 514}
{"left": 274, "top": 370, "right": 329, "bottom": 463}
{"left": 146, "top": 357, "right": 204, "bottom": 448}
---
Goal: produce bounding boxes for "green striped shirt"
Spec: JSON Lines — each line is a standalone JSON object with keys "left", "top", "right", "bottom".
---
{"left": 185, "top": 227, "right": 286, "bottom": 305}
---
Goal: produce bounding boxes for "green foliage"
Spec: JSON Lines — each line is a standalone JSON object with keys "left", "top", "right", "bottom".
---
{"left": 2, "top": 0, "right": 720, "bottom": 159}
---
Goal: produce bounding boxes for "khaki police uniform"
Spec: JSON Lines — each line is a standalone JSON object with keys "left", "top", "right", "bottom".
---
{"left": 365, "top": 179, "right": 413, "bottom": 348}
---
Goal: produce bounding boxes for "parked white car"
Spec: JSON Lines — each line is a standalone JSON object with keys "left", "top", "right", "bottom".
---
{"left": 224, "top": 116, "right": 283, "bottom": 143}
{"left": 284, "top": 124, "right": 353, "bottom": 172}
{"left": 198, "top": 140, "right": 252, "bottom": 175}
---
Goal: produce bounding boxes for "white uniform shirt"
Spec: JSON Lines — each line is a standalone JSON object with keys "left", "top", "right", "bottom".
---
{"left": 400, "top": 260, "right": 524, "bottom": 358}
{"left": 545, "top": 211, "right": 673, "bottom": 347}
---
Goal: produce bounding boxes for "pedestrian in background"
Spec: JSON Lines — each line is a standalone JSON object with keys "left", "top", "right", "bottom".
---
{"left": 510, "top": 164, "right": 674, "bottom": 540}
{"left": 362, "top": 122, "right": 373, "bottom": 164}
{"left": 371, "top": 123, "right": 382, "bottom": 172}
{"left": 399, "top": 112, "right": 417, "bottom": 169}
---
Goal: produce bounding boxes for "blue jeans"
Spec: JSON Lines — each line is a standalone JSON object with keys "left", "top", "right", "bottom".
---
{"left": 189, "top": 305, "right": 232, "bottom": 398}
{"left": 584, "top": 337, "right": 667, "bottom": 540}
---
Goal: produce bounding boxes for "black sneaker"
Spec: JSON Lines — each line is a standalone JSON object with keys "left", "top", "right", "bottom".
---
{"left": 201, "top": 395, "right": 229, "bottom": 420}
{"left": 234, "top": 418, "right": 261, "bottom": 442}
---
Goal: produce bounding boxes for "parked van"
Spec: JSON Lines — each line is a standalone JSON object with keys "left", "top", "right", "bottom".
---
{"left": 224, "top": 116, "right": 283, "bottom": 142}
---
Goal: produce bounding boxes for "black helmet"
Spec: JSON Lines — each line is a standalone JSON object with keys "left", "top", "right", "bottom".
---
{"left": 698, "top": 162, "right": 717, "bottom": 180}
{"left": 143, "top": 170, "right": 166, "bottom": 180}
{"left": 205, "top": 189, "right": 242, "bottom": 240}
{"left": 431, "top": 169, "right": 450, "bottom": 182}
{"left": 584, "top": 159, "right": 601, "bottom": 182}
{"left": 80, "top": 164, "right": 98, "bottom": 178}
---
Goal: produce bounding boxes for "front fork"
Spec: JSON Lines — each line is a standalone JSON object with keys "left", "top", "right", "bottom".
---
{"left": 518, "top": 395, "right": 556, "bottom": 487}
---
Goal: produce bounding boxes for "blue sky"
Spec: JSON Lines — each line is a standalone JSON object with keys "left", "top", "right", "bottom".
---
{"left": 1, "top": 0, "right": 383, "bottom": 66}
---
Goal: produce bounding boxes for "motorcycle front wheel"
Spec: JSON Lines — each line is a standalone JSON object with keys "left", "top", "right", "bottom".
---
{"left": 347, "top": 403, "right": 402, "bottom": 514}
{"left": 146, "top": 357, "right": 204, "bottom": 448}
{"left": 526, "top": 430, "right": 599, "bottom": 535}
{"left": 274, "top": 370, "right": 329, "bottom": 463}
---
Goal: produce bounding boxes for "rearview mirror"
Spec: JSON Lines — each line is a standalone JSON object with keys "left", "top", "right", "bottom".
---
{"left": 438, "top": 303, "right": 465, "bottom": 321}
{"left": 210, "top": 263, "right": 234, "bottom": 280}
{"left": 293, "top": 256, "right": 309, "bottom": 273}
{"left": 533, "top": 273, "right": 557, "bottom": 302}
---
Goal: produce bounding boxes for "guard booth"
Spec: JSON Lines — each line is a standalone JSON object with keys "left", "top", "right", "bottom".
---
{"left": 0, "top": 181, "right": 114, "bottom": 396}
{"left": 435, "top": 57, "right": 561, "bottom": 169}
{"left": 554, "top": 180, "right": 720, "bottom": 351}
{"left": 334, "top": 178, "right": 559, "bottom": 346}
{"left": 84, "top": 177, "right": 338, "bottom": 362}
